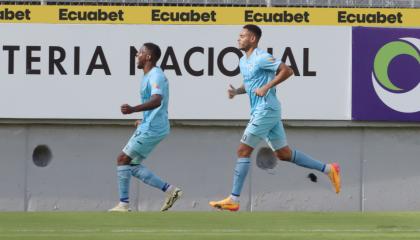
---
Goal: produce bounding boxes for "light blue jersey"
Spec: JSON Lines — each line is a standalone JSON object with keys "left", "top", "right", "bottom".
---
{"left": 139, "top": 67, "right": 170, "bottom": 137}
{"left": 239, "top": 48, "right": 287, "bottom": 150}
{"left": 239, "top": 48, "right": 282, "bottom": 114}
{"left": 123, "top": 67, "right": 170, "bottom": 164}
{"left": 232, "top": 47, "right": 330, "bottom": 199}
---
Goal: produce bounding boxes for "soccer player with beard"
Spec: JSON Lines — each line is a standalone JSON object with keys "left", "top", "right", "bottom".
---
{"left": 209, "top": 25, "right": 341, "bottom": 211}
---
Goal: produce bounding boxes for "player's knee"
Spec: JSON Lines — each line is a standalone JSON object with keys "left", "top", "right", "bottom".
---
{"left": 275, "top": 147, "right": 292, "bottom": 161}
{"left": 237, "top": 146, "right": 253, "bottom": 158}
{"left": 117, "top": 153, "right": 131, "bottom": 165}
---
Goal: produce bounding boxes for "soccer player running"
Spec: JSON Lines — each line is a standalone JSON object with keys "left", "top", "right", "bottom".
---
{"left": 209, "top": 25, "right": 341, "bottom": 211}
{"left": 109, "top": 43, "right": 182, "bottom": 212}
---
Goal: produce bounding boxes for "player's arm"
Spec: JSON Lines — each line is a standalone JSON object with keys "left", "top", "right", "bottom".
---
{"left": 228, "top": 84, "right": 246, "bottom": 99}
{"left": 134, "top": 120, "right": 142, "bottom": 127}
{"left": 121, "top": 94, "right": 162, "bottom": 115}
{"left": 255, "top": 63, "right": 294, "bottom": 97}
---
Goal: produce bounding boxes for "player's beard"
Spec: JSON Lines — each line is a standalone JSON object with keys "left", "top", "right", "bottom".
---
{"left": 239, "top": 44, "right": 249, "bottom": 52}
{"left": 238, "top": 41, "right": 251, "bottom": 52}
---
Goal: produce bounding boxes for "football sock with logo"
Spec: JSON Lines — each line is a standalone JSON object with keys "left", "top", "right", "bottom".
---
{"left": 117, "top": 165, "right": 132, "bottom": 203}
{"left": 291, "top": 150, "right": 326, "bottom": 173}
{"left": 231, "top": 158, "right": 251, "bottom": 198}
{"left": 131, "top": 164, "right": 167, "bottom": 191}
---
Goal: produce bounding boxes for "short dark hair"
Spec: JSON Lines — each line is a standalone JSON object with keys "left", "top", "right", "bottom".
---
{"left": 143, "top": 42, "right": 162, "bottom": 62}
{"left": 243, "top": 24, "right": 262, "bottom": 41}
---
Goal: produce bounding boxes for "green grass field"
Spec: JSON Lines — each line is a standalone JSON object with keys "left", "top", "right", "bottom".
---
{"left": 1, "top": 212, "right": 420, "bottom": 239}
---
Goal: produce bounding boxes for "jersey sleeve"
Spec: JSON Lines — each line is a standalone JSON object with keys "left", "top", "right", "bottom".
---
{"left": 149, "top": 74, "right": 164, "bottom": 96}
{"left": 257, "top": 53, "right": 282, "bottom": 72}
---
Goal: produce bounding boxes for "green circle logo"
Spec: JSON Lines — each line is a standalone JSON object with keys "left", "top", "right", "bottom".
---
{"left": 372, "top": 38, "right": 420, "bottom": 113}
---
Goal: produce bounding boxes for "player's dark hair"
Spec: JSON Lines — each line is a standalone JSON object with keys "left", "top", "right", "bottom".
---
{"left": 243, "top": 24, "right": 262, "bottom": 41}
{"left": 143, "top": 42, "right": 162, "bottom": 62}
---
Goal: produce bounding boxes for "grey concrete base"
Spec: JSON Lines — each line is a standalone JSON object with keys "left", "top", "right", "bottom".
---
{"left": 1, "top": 121, "right": 419, "bottom": 211}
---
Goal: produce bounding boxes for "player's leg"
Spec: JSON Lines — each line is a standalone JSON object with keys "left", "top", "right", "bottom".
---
{"left": 232, "top": 142, "right": 254, "bottom": 199}
{"left": 131, "top": 163, "right": 182, "bottom": 211}
{"left": 232, "top": 113, "right": 278, "bottom": 199}
{"left": 131, "top": 164, "right": 168, "bottom": 190}
{"left": 209, "top": 142, "right": 254, "bottom": 211}
{"left": 210, "top": 113, "right": 274, "bottom": 211}
{"left": 109, "top": 152, "right": 132, "bottom": 212}
{"left": 109, "top": 129, "right": 148, "bottom": 212}
{"left": 267, "top": 122, "right": 341, "bottom": 193}
{"left": 129, "top": 133, "right": 183, "bottom": 211}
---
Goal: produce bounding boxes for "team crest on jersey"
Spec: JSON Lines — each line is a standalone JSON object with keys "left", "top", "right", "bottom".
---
{"left": 267, "top": 57, "right": 275, "bottom": 62}
{"left": 152, "top": 83, "right": 160, "bottom": 89}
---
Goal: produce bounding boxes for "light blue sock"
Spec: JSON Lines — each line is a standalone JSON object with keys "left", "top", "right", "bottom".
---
{"left": 117, "top": 165, "right": 132, "bottom": 203}
{"left": 231, "top": 158, "right": 251, "bottom": 197}
{"left": 131, "top": 164, "right": 168, "bottom": 192}
{"left": 291, "top": 150, "right": 326, "bottom": 172}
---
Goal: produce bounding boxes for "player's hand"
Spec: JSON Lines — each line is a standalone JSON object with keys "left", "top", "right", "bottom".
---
{"left": 254, "top": 85, "right": 269, "bottom": 97}
{"left": 134, "top": 120, "right": 142, "bottom": 127}
{"left": 228, "top": 84, "right": 237, "bottom": 99}
{"left": 121, "top": 104, "right": 133, "bottom": 114}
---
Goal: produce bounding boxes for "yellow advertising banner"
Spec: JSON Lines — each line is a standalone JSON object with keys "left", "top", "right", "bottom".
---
{"left": 0, "top": 5, "right": 419, "bottom": 27}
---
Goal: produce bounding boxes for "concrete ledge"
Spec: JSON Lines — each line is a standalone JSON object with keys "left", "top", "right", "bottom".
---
{"left": 1, "top": 119, "right": 420, "bottom": 128}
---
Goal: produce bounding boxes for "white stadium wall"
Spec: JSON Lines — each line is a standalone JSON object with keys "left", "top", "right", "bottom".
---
{"left": 0, "top": 24, "right": 350, "bottom": 120}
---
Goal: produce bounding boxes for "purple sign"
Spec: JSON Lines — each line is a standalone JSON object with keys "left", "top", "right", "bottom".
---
{"left": 352, "top": 27, "right": 420, "bottom": 121}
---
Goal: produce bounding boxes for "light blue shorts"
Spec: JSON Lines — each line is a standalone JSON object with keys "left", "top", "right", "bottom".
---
{"left": 123, "top": 128, "right": 167, "bottom": 165}
{"left": 241, "top": 109, "right": 287, "bottom": 150}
